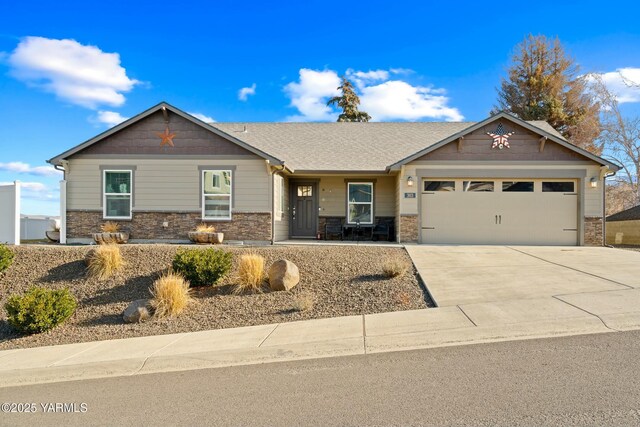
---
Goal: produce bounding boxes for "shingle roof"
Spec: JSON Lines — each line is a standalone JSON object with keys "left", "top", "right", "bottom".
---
{"left": 212, "top": 120, "right": 565, "bottom": 172}
{"left": 606, "top": 205, "right": 640, "bottom": 222}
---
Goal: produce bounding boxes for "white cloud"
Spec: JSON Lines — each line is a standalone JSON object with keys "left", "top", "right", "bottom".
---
{"left": 238, "top": 83, "right": 257, "bottom": 101}
{"left": 596, "top": 68, "right": 640, "bottom": 103}
{"left": 8, "top": 36, "right": 139, "bottom": 108}
{"left": 360, "top": 81, "right": 463, "bottom": 122}
{"left": 0, "top": 181, "right": 58, "bottom": 201}
{"left": 96, "top": 110, "right": 128, "bottom": 127}
{"left": 188, "top": 112, "right": 215, "bottom": 123}
{"left": 284, "top": 68, "right": 463, "bottom": 122}
{"left": 284, "top": 69, "right": 341, "bottom": 121}
{"left": 0, "top": 162, "right": 61, "bottom": 177}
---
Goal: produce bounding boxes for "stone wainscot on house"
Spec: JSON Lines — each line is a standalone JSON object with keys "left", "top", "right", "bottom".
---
{"left": 48, "top": 102, "right": 619, "bottom": 246}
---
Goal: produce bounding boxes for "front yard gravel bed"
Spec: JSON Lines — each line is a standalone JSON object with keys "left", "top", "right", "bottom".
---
{"left": 0, "top": 244, "right": 431, "bottom": 350}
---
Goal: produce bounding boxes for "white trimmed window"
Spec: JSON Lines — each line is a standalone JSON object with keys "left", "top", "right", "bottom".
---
{"left": 202, "top": 170, "right": 232, "bottom": 220}
{"left": 347, "top": 182, "right": 373, "bottom": 224}
{"left": 103, "top": 170, "right": 132, "bottom": 219}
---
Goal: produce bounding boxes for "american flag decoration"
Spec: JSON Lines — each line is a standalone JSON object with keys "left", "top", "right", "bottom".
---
{"left": 487, "top": 123, "right": 515, "bottom": 150}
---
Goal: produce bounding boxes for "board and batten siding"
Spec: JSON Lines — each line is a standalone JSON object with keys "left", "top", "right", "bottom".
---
{"left": 66, "top": 157, "right": 271, "bottom": 213}
{"left": 273, "top": 173, "right": 290, "bottom": 241}
{"left": 311, "top": 175, "right": 396, "bottom": 217}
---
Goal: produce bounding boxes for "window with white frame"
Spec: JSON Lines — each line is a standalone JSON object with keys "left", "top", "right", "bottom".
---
{"left": 347, "top": 182, "right": 373, "bottom": 224}
{"left": 202, "top": 170, "right": 232, "bottom": 219}
{"left": 103, "top": 170, "right": 132, "bottom": 219}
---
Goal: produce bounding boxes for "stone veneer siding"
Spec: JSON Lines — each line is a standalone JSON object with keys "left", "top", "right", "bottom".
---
{"left": 67, "top": 210, "right": 272, "bottom": 241}
{"left": 399, "top": 215, "right": 418, "bottom": 243}
{"left": 584, "top": 216, "right": 604, "bottom": 246}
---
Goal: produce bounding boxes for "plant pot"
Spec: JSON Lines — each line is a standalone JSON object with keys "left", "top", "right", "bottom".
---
{"left": 46, "top": 230, "right": 60, "bottom": 242}
{"left": 187, "top": 231, "right": 224, "bottom": 244}
{"left": 92, "top": 232, "right": 130, "bottom": 245}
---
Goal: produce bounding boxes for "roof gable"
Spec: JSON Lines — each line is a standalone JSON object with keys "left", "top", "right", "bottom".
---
{"left": 387, "top": 112, "right": 619, "bottom": 171}
{"left": 48, "top": 102, "right": 283, "bottom": 165}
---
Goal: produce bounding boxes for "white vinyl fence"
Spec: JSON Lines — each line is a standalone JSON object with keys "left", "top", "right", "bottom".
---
{"left": 21, "top": 215, "right": 60, "bottom": 241}
{"left": 0, "top": 181, "right": 21, "bottom": 245}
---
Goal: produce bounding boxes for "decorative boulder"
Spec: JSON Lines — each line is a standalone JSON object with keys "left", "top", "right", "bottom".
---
{"left": 187, "top": 231, "right": 224, "bottom": 244}
{"left": 123, "top": 299, "right": 152, "bottom": 323}
{"left": 268, "top": 259, "right": 300, "bottom": 291}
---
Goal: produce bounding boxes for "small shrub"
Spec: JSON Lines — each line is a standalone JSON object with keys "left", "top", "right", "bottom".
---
{"left": 150, "top": 272, "right": 193, "bottom": 318}
{"left": 292, "top": 292, "right": 315, "bottom": 312}
{"left": 382, "top": 257, "right": 408, "bottom": 278}
{"left": 5, "top": 287, "right": 77, "bottom": 334}
{"left": 235, "top": 253, "right": 265, "bottom": 294}
{"left": 195, "top": 223, "right": 216, "bottom": 232}
{"left": 0, "top": 243, "right": 14, "bottom": 273}
{"left": 101, "top": 221, "right": 121, "bottom": 232}
{"left": 172, "top": 248, "right": 232, "bottom": 287}
{"left": 86, "top": 244, "right": 124, "bottom": 279}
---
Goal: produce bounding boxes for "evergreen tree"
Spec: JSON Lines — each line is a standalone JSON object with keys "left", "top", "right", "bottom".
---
{"left": 495, "top": 35, "right": 601, "bottom": 153}
{"left": 327, "top": 77, "right": 371, "bottom": 122}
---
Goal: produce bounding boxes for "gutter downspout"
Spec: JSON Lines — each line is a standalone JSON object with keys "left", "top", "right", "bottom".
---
{"left": 56, "top": 161, "right": 69, "bottom": 245}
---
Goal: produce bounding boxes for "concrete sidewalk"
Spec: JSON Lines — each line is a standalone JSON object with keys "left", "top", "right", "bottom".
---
{"left": 2, "top": 287, "right": 640, "bottom": 388}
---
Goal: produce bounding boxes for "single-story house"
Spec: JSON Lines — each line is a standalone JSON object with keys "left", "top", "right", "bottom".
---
{"left": 606, "top": 205, "right": 640, "bottom": 245}
{"left": 48, "top": 102, "right": 619, "bottom": 246}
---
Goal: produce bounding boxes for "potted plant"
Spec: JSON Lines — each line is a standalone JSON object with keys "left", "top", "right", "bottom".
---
{"left": 188, "top": 223, "right": 224, "bottom": 244}
{"left": 92, "top": 221, "right": 130, "bottom": 244}
{"left": 45, "top": 221, "right": 60, "bottom": 243}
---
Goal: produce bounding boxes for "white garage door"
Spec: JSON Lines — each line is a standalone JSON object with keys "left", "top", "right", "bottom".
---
{"left": 420, "top": 179, "right": 578, "bottom": 245}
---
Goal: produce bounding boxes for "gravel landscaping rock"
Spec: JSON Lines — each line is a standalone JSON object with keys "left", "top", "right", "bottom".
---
{"left": 0, "top": 244, "right": 432, "bottom": 350}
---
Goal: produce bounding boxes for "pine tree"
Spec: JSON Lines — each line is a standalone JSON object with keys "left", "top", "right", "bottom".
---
{"left": 495, "top": 35, "right": 601, "bottom": 153}
{"left": 327, "top": 77, "right": 371, "bottom": 122}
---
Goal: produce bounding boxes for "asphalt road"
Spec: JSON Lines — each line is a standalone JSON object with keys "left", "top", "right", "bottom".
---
{"left": 2, "top": 330, "right": 640, "bottom": 426}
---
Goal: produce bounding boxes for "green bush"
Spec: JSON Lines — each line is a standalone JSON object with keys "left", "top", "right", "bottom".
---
{"left": 172, "top": 248, "right": 232, "bottom": 287}
{"left": 0, "top": 243, "right": 14, "bottom": 273}
{"left": 5, "top": 287, "right": 77, "bottom": 334}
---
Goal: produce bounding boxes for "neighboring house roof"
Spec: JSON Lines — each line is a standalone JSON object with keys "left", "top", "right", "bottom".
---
{"left": 606, "top": 205, "right": 640, "bottom": 222}
{"left": 48, "top": 102, "right": 619, "bottom": 173}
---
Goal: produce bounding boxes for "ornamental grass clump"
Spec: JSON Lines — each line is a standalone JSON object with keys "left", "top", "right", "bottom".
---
{"left": 86, "top": 244, "right": 124, "bottom": 280}
{"left": 172, "top": 248, "right": 232, "bottom": 287}
{"left": 291, "top": 291, "right": 315, "bottom": 312}
{"left": 101, "top": 221, "right": 121, "bottom": 233}
{"left": 234, "top": 253, "right": 266, "bottom": 294}
{"left": 150, "top": 272, "right": 193, "bottom": 318}
{"left": 382, "top": 256, "right": 409, "bottom": 278}
{"left": 0, "top": 243, "right": 14, "bottom": 273}
{"left": 195, "top": 223, "right": 216, "bottom": 232}
{"left": 5, "top": 287, "right": 77, "bottom": 334}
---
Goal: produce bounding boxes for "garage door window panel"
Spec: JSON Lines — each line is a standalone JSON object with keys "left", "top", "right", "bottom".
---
{"left": 463, "top": 181, "right": 494, "bottom": 192}
{"left": 502, "top": 181, "right": 534, "bottom": 192}
{"left": 542, "top": 182, "right": 575, "bottom": 193}
{"left": 423, "top": 180, "right": 455, "bottom": 192}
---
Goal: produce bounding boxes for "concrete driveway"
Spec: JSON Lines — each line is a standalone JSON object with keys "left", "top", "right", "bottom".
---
{"left": 406, "top": 246, "right": 640, "bottom": 307}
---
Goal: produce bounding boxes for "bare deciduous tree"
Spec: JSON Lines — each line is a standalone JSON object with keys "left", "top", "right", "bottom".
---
{"left": 590, "top": 74, "right": 640, "bottom": 213}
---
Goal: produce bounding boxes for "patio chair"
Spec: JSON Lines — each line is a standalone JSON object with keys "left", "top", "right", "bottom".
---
{"left": 371, "top": 218, "right": 394, "bottom": 241}
{"left": 324, "top": 218, "right": 344, "bottom": 240}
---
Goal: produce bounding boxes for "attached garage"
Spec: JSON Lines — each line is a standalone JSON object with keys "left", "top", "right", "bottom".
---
{"left": 420, "top": 178, "right": 578, "bottom": 245}
{"left": 391, "top": 112, "right": 620, "bottom": 246}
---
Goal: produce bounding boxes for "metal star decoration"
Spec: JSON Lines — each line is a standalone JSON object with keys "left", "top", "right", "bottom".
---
{"left": 487, "top": 123, "right": 515, "bottom": 150}
{"left": 156, "top": 126, "right": 176, "bottom": 147}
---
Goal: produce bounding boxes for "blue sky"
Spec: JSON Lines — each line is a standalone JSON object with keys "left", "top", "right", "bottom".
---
{"left": 1, "top": 0, "right": 640, "bottom": 215}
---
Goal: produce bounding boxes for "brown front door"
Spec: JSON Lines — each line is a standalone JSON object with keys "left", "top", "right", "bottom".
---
{"left": 290, "top": 182, "right": 318, "bottom": 238}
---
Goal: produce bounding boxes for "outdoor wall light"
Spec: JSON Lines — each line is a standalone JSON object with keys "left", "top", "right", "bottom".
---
{"left": 407, "top": 176, "right": 414, "bottom": 187}
{"left": 590, "top": 177, "right": 598, "bottom": 188}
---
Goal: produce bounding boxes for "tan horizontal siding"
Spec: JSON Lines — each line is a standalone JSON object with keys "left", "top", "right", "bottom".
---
{"left": 317, "top": 175, "right": 395, "bottom": 217}
{"left": 67, "top": 158, "right": 270, "bottom": 212}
